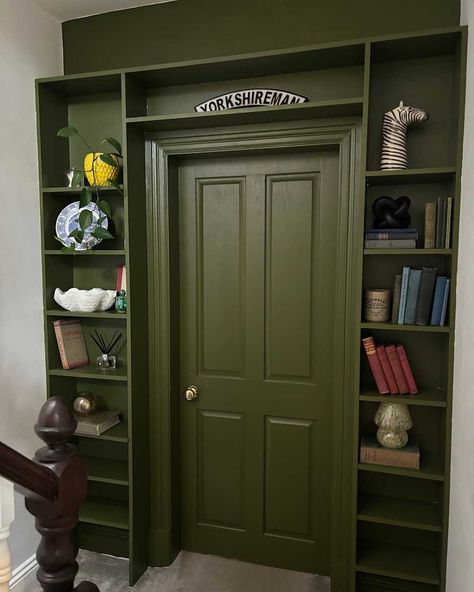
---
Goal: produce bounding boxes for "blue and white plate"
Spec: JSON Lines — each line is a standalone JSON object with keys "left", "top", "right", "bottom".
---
{"left": 55, "top": 201, "right": 108, "bottom": 251}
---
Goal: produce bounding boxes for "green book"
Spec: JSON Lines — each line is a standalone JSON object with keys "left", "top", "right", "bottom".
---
{"left": 404, "top": 268, "right": 422, "bottom": 324}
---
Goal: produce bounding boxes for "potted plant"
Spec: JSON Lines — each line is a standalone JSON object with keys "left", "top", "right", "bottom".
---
{"left": 56, "top": 126, "right": 124, "bottom": 252}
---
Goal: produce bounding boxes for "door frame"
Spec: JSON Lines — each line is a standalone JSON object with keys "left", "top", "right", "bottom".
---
{"left": 145, "top": 118, "right": 363, "bottom": 591}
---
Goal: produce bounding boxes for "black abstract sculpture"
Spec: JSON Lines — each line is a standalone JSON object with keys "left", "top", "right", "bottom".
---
{"left": 372, "top": 195, "right": 411, "bottom": 229}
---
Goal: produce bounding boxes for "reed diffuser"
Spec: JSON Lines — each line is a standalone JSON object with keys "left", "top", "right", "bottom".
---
{"left": 90, "top": 329, "right": 122, "bottom": 370}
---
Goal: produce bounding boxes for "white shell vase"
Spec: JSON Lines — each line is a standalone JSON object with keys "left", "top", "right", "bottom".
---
{"left": 54, "top": 288, "right": 116, "bottom": 312}
{"left": 374, "top": 402, "right": 412, "bottom": 449}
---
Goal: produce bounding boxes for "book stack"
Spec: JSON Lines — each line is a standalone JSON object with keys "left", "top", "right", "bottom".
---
{"left": 364, "top": 228, "right": 418, "bottom": 249}
{"left": 75, "top": 409, "right": 121, "bottom": 436}
{"left": 424, "top": 197, "right": 453, "bottom": 249}
{"left": 362, "top": 336, "right": 418, "bottom": 395}
{"left": 391, "top": 267, "right": 450, "bottom": 326}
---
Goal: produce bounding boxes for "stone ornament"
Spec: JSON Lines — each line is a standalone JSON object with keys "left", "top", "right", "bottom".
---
{"left": 374, "top": 402, "right": 413, "bottom": 449}
{"left": 54, "top": 288, "right": 116, "bottom": 312}
{"left": 380, "top": 100, "right": 429, "bottom": 170}
{"left": 372, "top": 195, "right": 411, "bottom": 229}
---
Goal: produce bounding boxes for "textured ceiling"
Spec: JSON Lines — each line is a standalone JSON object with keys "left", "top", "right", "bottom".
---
{"left": 33, "top": 0, "right": 177, "bottom": 21}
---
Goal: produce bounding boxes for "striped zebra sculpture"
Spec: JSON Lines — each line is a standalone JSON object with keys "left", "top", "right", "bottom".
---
{"left": 381, "top": 101, "right": 429, "bottom": 170}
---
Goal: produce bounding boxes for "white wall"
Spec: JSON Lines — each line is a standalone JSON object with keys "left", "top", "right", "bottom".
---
{"left": 447, "top": 1, "right": 474, "bottom": 590}
{"left": 0, "top": 0, "right": 62, "bottom": 574}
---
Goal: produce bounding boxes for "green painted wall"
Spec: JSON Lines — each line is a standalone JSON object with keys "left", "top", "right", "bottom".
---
{"left": 62, "top": 0, "right": 459, "bottom": 74}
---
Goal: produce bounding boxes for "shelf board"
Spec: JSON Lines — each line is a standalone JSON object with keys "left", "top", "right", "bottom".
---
{"left": 358, "top": 494, "right": 442, "bottom": 532}
{"left": 364, "top": 248, "right": 452, "bottom": 256}
{"left": 357, "top": 541, "right": 440, "bottom": 585}
{"left": 48, "top": 365, "right": 128, "bottom": 382}
{"left": 359, "top": 389, "right": 447, "bottom": 408}
{"left": 365, "top": 167, "right": 456, "bottom": 185}
{"left": 74, "top": 423, "right": 128, "bottom": 443}
{"left": 44, "top": 250, "right": 125, "bottom": 256}
{"left": 80, "top": 496, "right": 129, "bottom": 530}
{"left": 361, "top": 322, "right": 450, "bottom": 333}
{"left": 85, "top": 457, "right": 129, "bottom": 486}
{"left": 42, "top": 185, "right": 124, "bottom": 195}
{"left": 126, "top": 98, "right": 364, "bottom": 131}
{"left": 46, "top": 309, "right": 127, "bottom": 320}
{"left": 358, "top": 452, "right": 444, "bottom": 481}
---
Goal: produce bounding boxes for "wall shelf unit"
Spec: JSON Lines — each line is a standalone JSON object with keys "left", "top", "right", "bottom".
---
{"left": 36, "top": 24, "right": 466, "bottom": 590}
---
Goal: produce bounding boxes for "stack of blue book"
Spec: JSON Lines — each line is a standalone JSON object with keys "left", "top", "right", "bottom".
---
{"left": 365, "top": 228, "right": 418, "bottom": 249}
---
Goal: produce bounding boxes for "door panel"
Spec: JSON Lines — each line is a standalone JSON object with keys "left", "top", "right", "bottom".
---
{"left": 179, "top": 150, "right": 340, "bottom": 574}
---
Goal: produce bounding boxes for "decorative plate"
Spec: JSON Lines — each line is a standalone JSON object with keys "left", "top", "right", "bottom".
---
{"left": 55, "top": 201, "right": 108, "bottom": 250}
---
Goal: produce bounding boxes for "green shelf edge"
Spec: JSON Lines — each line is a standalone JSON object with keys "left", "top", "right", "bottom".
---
{"left": 80, "top": 496, "right": 129, "bottom": 530}
{"left": 74, "top": 423, "right": 129, "bottom": 443}
{"left": 44, "top": 250, "right": 125, "bottom": 256}
{"left": 360, "top": 322, "right": 450, "bottom": 333}
{"left": 42, "top": 185, "right": 124, "bottom": 194}
{"left": 126, "top": 97, "right": 364, "bottom": 131}
{"left": 85, "top": 456, "right": 129, "bottom": 485}
{"left": 48, "top": 365, "right": 128, "bottom": 381}
{"left": 363, "top": 248, "right": 452, "bottom": 256}
{"left": 46, "top": 309, "right": 128, "bottom": 320}
{"left": 357, "top": 494, "right": 442, "bottom": 532}
{"left": 356, "top": 541, "right": 440, "bottom": 585}
{"left": 359, "top": 389, "right": 447, "bottom": 407}
{"left": 365, "top": 166, "right": 457, "bottom": 185}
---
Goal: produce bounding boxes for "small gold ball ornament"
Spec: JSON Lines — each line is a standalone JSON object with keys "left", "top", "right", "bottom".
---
{"left": 73, "top": 392, "right": 96, "bottom": 416}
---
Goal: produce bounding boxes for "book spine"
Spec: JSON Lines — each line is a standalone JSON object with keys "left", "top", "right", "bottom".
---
{"left": 424, "top": 202, "right": 436, "bottom": 249}
{"left": 440, "top": 279, "right": 451, "bottom": 326}
{"left": 396, "top": 345, "right": 418, "bottom": 395}
{"left": 360, "top": 442, "right": 420, "bottom": 469}
{"left": 445, "top": 197, "right": 453, "bottom": 249}
{"left": 53, "top": 320, "right": 70, "bottom": 370}
{"left": 116, "top": 264, "right": 124, "bottom": 293}
{"left": 398, "top": 267, "right": 411, "bottom": 325}
{"left": 365, "top": 239, "right": 416, "bottom": 249}
{"left": 391, "top": 274, "right": 402, "bottom": 324}
{"left": 386, "top": 344, "right": 409, "bottom": 394}
{"left": 362, "top": 337, "right": 390, "bottom": 394}
{"left": 404, "top": 268, "right": 422, "bottom": 325}
{"left": 440, "top": 198, "right": 448, "bottom": 251}
{"left": 435, "top": 197, "right": 444, "bottom": 249}
{"left": 376, "top": 345, "right": 399, "bottom": 394}
{"left": 430, "top": 277, "right": 448, "bottom": 325}
{"left": 415, "top": 267, "right": 437, "bottom": 326}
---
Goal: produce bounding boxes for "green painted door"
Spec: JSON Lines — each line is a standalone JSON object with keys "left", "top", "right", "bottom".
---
{"left": 179, "top": 149, "right": 340, "bottom": 574}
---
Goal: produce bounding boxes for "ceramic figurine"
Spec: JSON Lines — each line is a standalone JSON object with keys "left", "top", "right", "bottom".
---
{"left": 115, "top": 289, "right": 127, "bottom": 313}
{"left": 380, "top": 100, "right": 429, "bottom": 170}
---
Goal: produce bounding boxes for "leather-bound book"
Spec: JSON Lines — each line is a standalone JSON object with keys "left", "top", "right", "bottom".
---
{"left": 376, "top": 345, "right": 398, "bottom": 394}
{"left": 362, "top": 337, "right": 389, "bottom": 394}
{"left": 360, "top": 436, "right": 420, "bottom": 469}
{"left": 396, "top": 345, "right": 418, "bottom": 395}
{"left": 391, "top": 274, "right": 402, "bottom": 324}
{"left": 424, "top": 201, "right": 436, "bottom": 249}
{"left": 53, "top": 319, "right": 88, "bottom": 370}
{"left": 386, "top": 344, "right": 409, "bottom": 394}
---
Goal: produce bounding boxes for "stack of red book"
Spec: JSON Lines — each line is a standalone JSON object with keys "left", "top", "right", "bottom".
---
{"left": 362, "top": 336, "right": 418, "bottom": 395}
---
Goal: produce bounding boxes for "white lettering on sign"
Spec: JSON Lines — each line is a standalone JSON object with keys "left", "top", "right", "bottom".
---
{"left": 194, "top": 89, "right": 308, "bottom": 112}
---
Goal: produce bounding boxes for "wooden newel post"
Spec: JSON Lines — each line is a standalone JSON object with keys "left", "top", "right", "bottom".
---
{"left": 23, "top": 396, "right": 99, "bottom": 592}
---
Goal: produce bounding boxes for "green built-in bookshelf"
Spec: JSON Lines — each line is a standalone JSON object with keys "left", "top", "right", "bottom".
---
{"left": 36, "top": 25, "right": 466, "bottom": 590}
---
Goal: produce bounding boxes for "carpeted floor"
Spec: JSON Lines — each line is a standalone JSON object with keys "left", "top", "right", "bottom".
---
{"left": 76, "top": 550, "right": 331, "bottom": 592}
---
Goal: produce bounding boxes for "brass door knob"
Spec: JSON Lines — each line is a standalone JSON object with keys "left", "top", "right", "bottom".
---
{"left": 185, "top": 385, "right": 199, "bottom": 401}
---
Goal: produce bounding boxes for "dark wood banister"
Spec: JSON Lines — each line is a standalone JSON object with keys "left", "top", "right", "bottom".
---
{"left": 0, "top": 396, "right": 100, "bottom": 592}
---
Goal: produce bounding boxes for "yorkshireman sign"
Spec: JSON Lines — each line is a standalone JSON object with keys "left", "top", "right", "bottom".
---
{"left": 194, "top": 88, "right": 308, "bottom": 112}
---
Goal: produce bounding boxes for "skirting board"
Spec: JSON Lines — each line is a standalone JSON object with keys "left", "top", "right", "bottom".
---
{"left": 9, "top": 554, "right": 39, "bottom": 592}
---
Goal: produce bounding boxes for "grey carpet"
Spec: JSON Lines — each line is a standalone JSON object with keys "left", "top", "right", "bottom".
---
{"left": 77, "top": 550, "right": 331, "bottom": 592}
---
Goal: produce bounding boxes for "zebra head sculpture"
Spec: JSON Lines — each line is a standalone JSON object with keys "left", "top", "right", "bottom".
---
{"left": 380, "top": 101, "right": 429, "bottom": 170}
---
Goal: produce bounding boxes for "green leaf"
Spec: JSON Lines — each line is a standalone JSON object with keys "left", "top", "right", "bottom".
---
{"left": 101, "top": 137, "right": 122, "bottom": 156}
{"left": 107, "top": 178, "right": 124, "bottom": 195}
{"left": 99, "top": 153, "right": 119, "bottom": 167}
{"left": 68, "top": 229, "right": 84, "bottom": 244}
{"left": 57, "top": 126, "right": 79, "bottom": 137}
{"left": 72, "top": 170, "right": 84, "bottom": 187}
{"left": 97, "top": 199, "right": 112, "bottom": 218}
{"left": 91, "top": 227, "right": 114, "bottom": 240}
{"left": 61, "top": 244, "right": 76, "bottom": 253}
{"left": 79, "top": 187, "right": 92, "bottom": 208}
{"left": 98, "top": 216, "right": 107, "bottom": 224}
{"left": 78, "top": 209, "right": 93, "bottom": 231}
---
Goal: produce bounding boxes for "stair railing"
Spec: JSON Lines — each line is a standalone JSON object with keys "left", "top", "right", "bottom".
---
{"left": 0, "top": 396, "right": 100, "bottom": 592}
